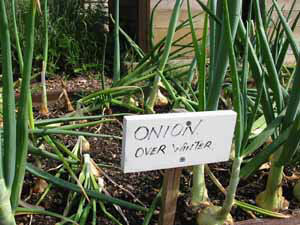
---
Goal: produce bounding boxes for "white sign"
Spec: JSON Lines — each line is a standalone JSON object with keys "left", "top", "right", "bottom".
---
{"left": 121, "top": 110, "right": 237, "bottom": 173}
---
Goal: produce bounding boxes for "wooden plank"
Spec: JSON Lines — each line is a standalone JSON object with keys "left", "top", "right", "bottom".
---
{"left": 108, "top": 0, "right": 138, "bottom": 42}
{"left": 138, "top": 0, "right": 150, "bottom": 52}
{"left": 154, "top": 28, "right": 204, "bottom": 43}
{"left": 109, "top": 0, "right": 149, "bottom": 51}
{"left": 266, "top": 0, "right": 300, "bottom": 10}
{"left": 153, "top": 4, "right": 300, "bottom": 30}
{"left": 158, "top": 168, "right": 182, "bottom": 225}
{"left": 151, "top": 0, "right": 300, "bottom": 61}
{"left": 109, "top": 0, "right": 299, "bottom": 61}
{"left": 154, "top": 27, "right": 204, "bottom": 58}
{"left": 151, "top": 0, "right": 207, "bottom": 10}
{"left": 151, "top": 0, "right": 300, "bottom": 11}
{"left": 154, "top": 9, "right": 206, "bottom": 29}
{"left": 120, "top": 0, "right": 136, "bottom": 7}
{"left": 269, "top": 10, "right": 300, "bottom": 23}
{"left": 235, "top": 215, "right": 300, "bottom": 225}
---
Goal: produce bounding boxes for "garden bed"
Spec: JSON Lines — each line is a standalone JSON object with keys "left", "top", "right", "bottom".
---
{"left": 2, "top": 0, "right": 300, "bottom": 224}
{"left": 13, "top": 76, "right": 300, "bottom": 225}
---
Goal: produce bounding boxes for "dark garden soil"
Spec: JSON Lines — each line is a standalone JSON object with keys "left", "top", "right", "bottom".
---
{"left": 15, "top": 76, "right": 300, "bottom": 225}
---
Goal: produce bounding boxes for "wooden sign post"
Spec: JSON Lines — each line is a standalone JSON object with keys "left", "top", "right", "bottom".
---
{"left": 121, "top": 110, "right": 237, "bottom": 224}
{"left": 158, "top": 167, "right": 182, "bottom": 225}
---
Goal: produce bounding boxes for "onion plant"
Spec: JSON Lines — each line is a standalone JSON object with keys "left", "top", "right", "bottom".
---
{"left": 0, "top": 0, "right": 36, "bottom": 223}
{"left": 70, "top": 0, "right": 300, "bottom": 222}
{"left": 187, "top": 0, "right": 209, "bottom": 206}
{"left": 238, "top": 0, "right": 300, "bottom": 212}
{"left": 144, "top": 0, "right": 295, "bottom": 222}
{"left": 114, "top": 1, "right": 245, "bottom": 220}
{"left": 28, "top": 117, "right": 147, "bottom": 214}
{"left": 130, "top": 0, "right": 245, "bottom": 223}
{"left": 11, "top": 0, "right": 23, "bottom": 74}
{"left": 40, "top": 0, "right": 49, "bottom": 116}
{"left": 0, "top": 0, "right": 17, "bottom": 223}
{"left": 145, "top": 0, "right": 183, "bottom": 113}
{"left": 181, "top": 0, "right": 241, "bottom": 216}
{"left": 10, "top": 0, "right": 36, "bottom": 131}
{"left": 1, "top": 1, "right": 148, "bottom": 224}
{"left": 188, "top": 0, "right": 246, "bottom": 223}
{"left": 196, "top": 0, "right": 243, "bottom": 223}
{"left": 49, "top": 138, "right": 124, "bottom": 225}
{"left": 77, "top": 0, "right": 204, "bottom": 114}
{"left": 11, "top": 0, "right": 37, "bottom": 211}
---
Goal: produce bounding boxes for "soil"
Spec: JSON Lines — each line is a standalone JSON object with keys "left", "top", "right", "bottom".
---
{"left": 14, "top": 76, "right": 300, "bottom": 225}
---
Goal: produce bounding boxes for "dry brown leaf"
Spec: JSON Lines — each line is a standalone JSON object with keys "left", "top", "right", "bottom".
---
{"left": 90, "top": 158, "right": 102, "bottom": 178}
{"left": 80, "top": 136, "right": 90, "bottom": 153}
{"left": 78, "top": 119, "right": 88, "bottom": 124}
{"left": 39, "top": 104, "right": 49, "bottom": 117}
{"left": 259, "top": 162, "right": 271, "bottom": 170}
{"left": 123, "top": 96, "right": 139, "bottom": 107}
{"left": 34, "top": 0, "right": 42, "bottom": 15}
{"left": 266, "top": 136, "right": 273, "bottom": 145}
{"left": 155, "top": 89, "right": 169, "bottom": 107}
{"left": 32, "top": 178, "right": 48, "bottom": 193}
{"left": 158, "top": 80, "right": 166, "bottom": 90}
{"left": 98, "top": 177, "right": 105, "bottom": 192}
{"left": 285, "top": 173, "right": 300, "bottom": 181}
{"left": 62, "top": 89, "right": 74, "bottom": 112}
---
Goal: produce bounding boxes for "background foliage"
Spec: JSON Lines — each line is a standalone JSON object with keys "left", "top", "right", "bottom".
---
{"left": 2, "top": 0, "right": 114, "bottom": 77}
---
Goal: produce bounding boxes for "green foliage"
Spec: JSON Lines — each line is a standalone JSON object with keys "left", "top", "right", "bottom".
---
{"left": 3, "top": 0, "right": 110, "bottom": 76}
{"left": 1, "top": 0, "right": 300, "bottom": 223}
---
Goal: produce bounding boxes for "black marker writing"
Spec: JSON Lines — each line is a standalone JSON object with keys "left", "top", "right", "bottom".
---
{"left": 172, "top": 140, "right": 212, "bottom": 152}
{"left": 133, "top": 120, "right": 203, "bottom": 141}
{"left": 134, "top": 144, "right": 166, "bottom": 158}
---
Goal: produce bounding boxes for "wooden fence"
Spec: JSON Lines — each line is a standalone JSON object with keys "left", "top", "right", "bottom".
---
{"left": 86, "top": 1, "right": 299, "bottom": 62}
{"left": 151, "top": 0, "right": 300, "bottom": 63}
{"left": 108, "top": 0, "right": 150, "bottom": 52}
